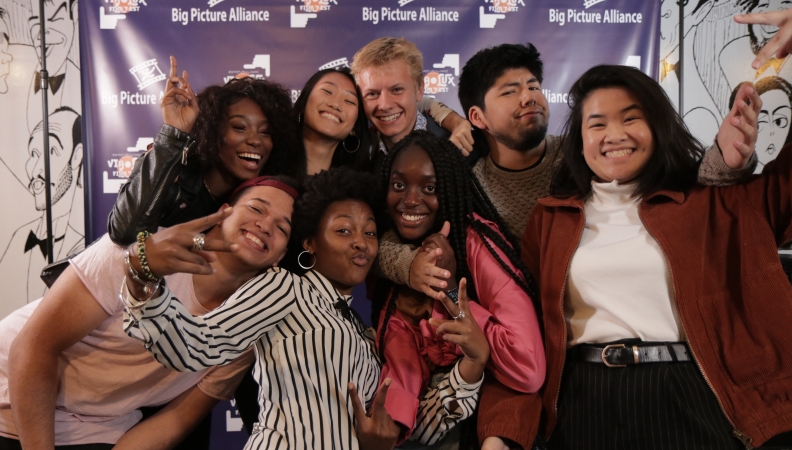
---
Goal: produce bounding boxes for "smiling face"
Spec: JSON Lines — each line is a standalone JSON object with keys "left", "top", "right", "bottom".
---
{"left": 386, "top": 144, "right": 439, "bottom": 242}
{"left": 303, "top": 71, "right": 359, "bottom": 142}
{"left": 581, "top": 87, "right": 654, "bottom": 184}
{"left": 30, "top": 0, "right": 76, "bottom": 74}
{"left": 217, "top": 98, "right": 273, "bottom": 183}
{"left": 220, "top": 185, "right": 294, "bottom": 271}
{"left": 304, "top": 200, "right": 378, "bottom": 295}
{"left": 358, "top": 59, "right": 423, "bottom": 149}
{"left": 470, "top": 68, "right": 549, "bottom": 152}
{"left": 756, "top": 89, "right": 791, "bottom": 167}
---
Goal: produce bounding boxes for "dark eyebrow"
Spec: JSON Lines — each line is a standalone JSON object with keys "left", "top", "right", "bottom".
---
{"left": 773, "top": 105, "right": 791, "bottom": 115}
{"left": 587, "top": 104, "right": 641, "bottom": 120}
{"left": 251, "top": 197, "right": 292, "bottom": 226}
{"left": 29, "top": 132, "right": 62, "bottom": 147}
{"left": 49, "top": 2, "right": 67, "bottom": 20}
{"left": 390, "top": 170, "right": 436, "bottom": 180}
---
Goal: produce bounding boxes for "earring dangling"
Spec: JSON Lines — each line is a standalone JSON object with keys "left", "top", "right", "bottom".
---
{"left": 297, "top": 250, "right": 316, "bottom": 270}
{"left": 343, "top": 132, "right": 360, "bottom": 153}
{"left": 298, "top": 112, "right": 303, "bottom": 124}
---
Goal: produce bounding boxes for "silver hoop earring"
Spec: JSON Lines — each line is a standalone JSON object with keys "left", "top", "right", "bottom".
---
{"left": 298, "top": 250, "right": 316, "bottom": 270}
{"left": 343, "top": 133, "right": 360, "bottom": 153}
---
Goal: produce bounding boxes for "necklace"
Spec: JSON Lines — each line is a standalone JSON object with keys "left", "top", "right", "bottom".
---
{"left": 203, "top": 180, "right": 216, "bottom": 201}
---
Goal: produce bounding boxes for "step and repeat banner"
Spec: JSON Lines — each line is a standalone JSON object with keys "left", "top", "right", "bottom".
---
{"left": 78, "top": 0, "right": 659, "bottom": 446}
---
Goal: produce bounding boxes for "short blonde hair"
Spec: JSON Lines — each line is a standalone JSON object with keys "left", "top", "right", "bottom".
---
{"left": 351, "top": 37, "right": 424, "bottom": 89}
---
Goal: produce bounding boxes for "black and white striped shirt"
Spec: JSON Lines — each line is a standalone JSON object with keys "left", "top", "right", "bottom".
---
{"left": 123, "top": 268, "right": 481, "bottom": 449}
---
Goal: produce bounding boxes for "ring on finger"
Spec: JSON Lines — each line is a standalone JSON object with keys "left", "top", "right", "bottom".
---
{"left": 453, "top": 310, "right": 465, "bottom": 321}
{"left": 192, "top": 233, "right": 206, "bottom": 251}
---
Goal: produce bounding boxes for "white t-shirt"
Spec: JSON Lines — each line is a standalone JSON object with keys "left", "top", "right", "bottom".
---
{"left": 0, "top": 234, "right": 254, "bottom": 445}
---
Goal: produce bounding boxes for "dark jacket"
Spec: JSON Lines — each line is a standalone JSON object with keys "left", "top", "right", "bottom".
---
{"left": 516, "top": 144, "right": 792, "bottom": 448}
{"left": 108, "top": 124, "right": 220, "bottom": 246}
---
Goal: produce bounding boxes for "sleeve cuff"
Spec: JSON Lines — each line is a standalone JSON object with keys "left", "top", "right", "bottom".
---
{"left": 449, "top": 360, "right": 484, "bottom": 398}
{"left": 158, "top": 123, "right": 193, "bottom": 142}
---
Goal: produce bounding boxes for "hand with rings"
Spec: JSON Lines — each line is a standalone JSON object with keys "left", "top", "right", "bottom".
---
{"left": 161, "top": 55, "right": 200, "bottom": 133}
{"left": 128, "top": 206, "right": 239, "bottom": 279}
{"left": 429, "top": 278, "right": 490, "bottom": 383}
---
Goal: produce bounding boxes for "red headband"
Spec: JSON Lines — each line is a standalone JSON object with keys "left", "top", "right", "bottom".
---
{"left": 231, "top": 176, "right": 299, "bottom": 200}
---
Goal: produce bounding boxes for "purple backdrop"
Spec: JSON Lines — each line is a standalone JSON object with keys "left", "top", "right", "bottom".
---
{"left": 78, "top": 0, "right": 659, "bottom": 447}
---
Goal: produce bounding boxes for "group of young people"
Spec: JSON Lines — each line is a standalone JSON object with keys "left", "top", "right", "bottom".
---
{"left": 2, "top": 6, "right": 792, "bottom": 450}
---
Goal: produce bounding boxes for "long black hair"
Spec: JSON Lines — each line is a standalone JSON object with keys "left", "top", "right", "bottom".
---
{"left": 190, "top": 77, "right": 300, "bottom": 177}
{"left": 293, "top": 68, "right": 373, "bottom": 176}
{"left": 551, "top": 64, "right": 704, "bottom": 199}
{"left": 373, "top": 130, "right": 541, "bottom": 360}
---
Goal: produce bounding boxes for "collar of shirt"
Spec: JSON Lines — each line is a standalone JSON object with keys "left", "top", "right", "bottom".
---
{"left": 378, "top": 112, "right": 428, "bottom": 155}
{"left": 302, "top": 269, "right": 353, "bottom": 307}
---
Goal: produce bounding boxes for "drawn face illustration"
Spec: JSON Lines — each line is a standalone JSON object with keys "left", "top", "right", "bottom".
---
{"left": 0, "top": 16, "right": 12, "bottom": 94}
{"left": 750, "top": 0, "right": 792, "bottom": 52}
{"left": 26, "top": 109, "right": 81, "bottom": 211}
{"left": 29, "top": 0, "right": 77, "bottom": 74}
{"left": 756, "top": 89, "right": 792, "bottom": 168}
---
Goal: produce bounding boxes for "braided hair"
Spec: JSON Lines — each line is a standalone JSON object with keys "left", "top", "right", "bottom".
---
{"left": 374, "top": 130, "right": 541, "bottom": 356}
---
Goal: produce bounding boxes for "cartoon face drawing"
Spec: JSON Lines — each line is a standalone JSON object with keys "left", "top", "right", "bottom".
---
{"left": 757, "top": 88, "right": 792, "bottom": 168}
{"left": 29, "top": 0, "right": 77, "bottom": 75}
{"left": 26, "top": 107, "right": 82, "bottom": 211}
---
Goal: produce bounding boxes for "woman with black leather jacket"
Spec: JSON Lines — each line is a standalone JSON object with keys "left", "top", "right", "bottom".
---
{"left": 107, "top": 57, "right": 299, "bottom": 246}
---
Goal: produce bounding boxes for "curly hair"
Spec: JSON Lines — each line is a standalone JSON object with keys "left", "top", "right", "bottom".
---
{"left": 290, "top": 167, "right": 386, "bottom": 250}
{"left": 189, "top": 77, "right": 300, "bottom": 177}
{"left": 293, "top": 68, "right": 373, "bottom": 176}
{"left": 373, "top": 130, "right": 541, "bottom": 353}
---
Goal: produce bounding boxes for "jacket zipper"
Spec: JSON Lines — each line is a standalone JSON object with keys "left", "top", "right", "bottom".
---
{"left": 552, "top": 205, "right": 585, "bottom": 425}
{"left": 639, "top": 211, "right": 753, "bottom": 450}
{"left": 144, "top": 139, "right": 194, "bottom": 218}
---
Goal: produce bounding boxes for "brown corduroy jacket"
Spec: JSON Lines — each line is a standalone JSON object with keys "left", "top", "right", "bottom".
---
{"left": 477, "top": 144, "right": 792, "bottom": 449}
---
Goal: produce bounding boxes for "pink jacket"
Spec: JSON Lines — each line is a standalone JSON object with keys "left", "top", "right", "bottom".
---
{"left": 377, "top": 215, "right": 545, "bottom": 443}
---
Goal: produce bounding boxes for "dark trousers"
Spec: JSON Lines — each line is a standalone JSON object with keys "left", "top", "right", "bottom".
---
{"left": 0, "top": 436, "right": 112, "bottom": 450}
{"left": 547, "top": 355, "right": 742, "bottom": 450}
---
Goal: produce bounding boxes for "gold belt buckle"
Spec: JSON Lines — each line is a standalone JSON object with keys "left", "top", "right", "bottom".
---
{"left": 602, "top": 343, "right": 626, "bottom": 368}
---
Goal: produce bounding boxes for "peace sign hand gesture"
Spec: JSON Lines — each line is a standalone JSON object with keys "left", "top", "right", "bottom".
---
{"left": 128, "top": 206, "right": 239, "bottom": 280}
{"left": 349, "top": 379, "right": 399, "bottom": 450}
{"left": 429, "top": 278, "right": 490, "bottom": 384}
{"left": 161, "top": 56, "right": 200, "bottom": 133}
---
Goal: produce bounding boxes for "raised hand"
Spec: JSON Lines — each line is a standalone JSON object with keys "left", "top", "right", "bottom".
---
{"left": 349, "top": 379, "right": 399, "bottom": 450}
{"left": 161, "top": 56, "right": 200, "bottom": 133}
{"left": 409, "top": 222, "right": 457, "bottom": 300}
{"left": 429, "top": 278, "right": 490, "bottom": 383}
{"left": 129, "top": 206, "right": 239, "bottom": 279}
{"left": 717, "top": 82, "right": 762, "bottom": 169}
{"left": 735, "top": 9, "right": 792, "bottom": 69}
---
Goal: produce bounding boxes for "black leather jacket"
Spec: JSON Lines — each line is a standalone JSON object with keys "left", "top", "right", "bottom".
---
{"left": 108, "top": 124, "right": 221, "bottom": 245}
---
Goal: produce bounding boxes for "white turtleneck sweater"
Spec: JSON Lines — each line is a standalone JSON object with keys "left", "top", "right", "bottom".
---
{"left": 565, "top": 180, "right": 683, "bottom": 346}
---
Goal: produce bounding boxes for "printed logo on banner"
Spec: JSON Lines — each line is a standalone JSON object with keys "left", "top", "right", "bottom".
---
{"left": 129, "top": 59, "right": 167, "bottom": 90}
{"left": 223, "top": 55, "right": 270, "bottom": 83}
{"left": 208, "top": 0, "right": 224, "bottom": 6}
{"left": 362, "top": 1, "right": 462, "bottom": 25}
{"left": 99, "top": 0, "right": 148, "bottom": 29}
{"left": 106, "top": 0, "right": 147, "bottom": 14}
{"left": 424, "top": 54, "right": 458, "bottom": 95}
{"left": 103, "top": 137, "right": 152, "bottom": 194}
{"left": 584, "top": 0, "right": 606, "bottom": 8}
{"left": 291, "top": 0, "right": 337, "bottom": 28}
{"left": 99, "top": 7, "right": 126, "bottom": 29}
{"left": 478, "top": 0, "right": 524, "bottom": 28}
{"left": 319, "top": 57, "right": 349, "bottom": 70}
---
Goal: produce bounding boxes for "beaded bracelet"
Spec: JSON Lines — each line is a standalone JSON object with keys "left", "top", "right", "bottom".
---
{"left": 136, "top": 231, "right": 160, "bottom": 282}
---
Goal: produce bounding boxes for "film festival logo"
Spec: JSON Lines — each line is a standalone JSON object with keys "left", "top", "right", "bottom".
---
{"left": 100, "top": 0, "right": 147, "bottom": 29}
{"left": 129, "top": 59, "right": 167, "bottom": 90}
{"left": 424, "top": 54, "right": 458, "bottom": 95}
{"left": 480, "top": 0, "right": 523, "bottom": 28}
{"left": 103, "top": 137, "right": 152, "bottom": 194}
{"left": 291, "top": 0, "right": 337, "bottom": 27}
{"left": 224, "top": 55, "right": 271, "bottom": 83}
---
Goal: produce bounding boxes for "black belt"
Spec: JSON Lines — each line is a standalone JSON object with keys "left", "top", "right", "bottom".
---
{"left": 572, "top": 342, "right": 690, "bottom": 368}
